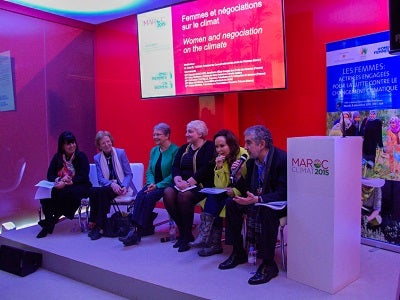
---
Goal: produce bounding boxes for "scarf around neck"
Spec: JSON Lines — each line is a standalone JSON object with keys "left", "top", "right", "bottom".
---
{"left": 100, "top": 147, "right": 125, "bottom": 186}
{"left": 58, "top": 152, "right": 76, "bottom": 178}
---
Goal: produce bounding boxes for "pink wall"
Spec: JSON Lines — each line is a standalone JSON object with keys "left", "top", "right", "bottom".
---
{"left": 95, "top": 0, "right": 390, "bottom": 166}
{"left": 0, "top": 7, "right": 96, "bottom": 223}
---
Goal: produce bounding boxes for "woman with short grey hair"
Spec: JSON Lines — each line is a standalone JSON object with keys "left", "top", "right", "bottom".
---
{"left": 120, "top": 123, "right": 179, "bottom": 246}
{"left": 163, "top": 120, "right": 215, "bottom": 252}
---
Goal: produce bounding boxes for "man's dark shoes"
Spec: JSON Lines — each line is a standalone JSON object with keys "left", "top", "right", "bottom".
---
{"left": 248, "top": 262, "right": 279, "bottom": 285}
{"left": 218, "top": 250, "right": 247, "bottom": 270}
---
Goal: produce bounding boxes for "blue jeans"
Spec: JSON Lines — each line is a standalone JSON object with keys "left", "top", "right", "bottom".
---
{"left": 203, "top": 193, "right": 228, "bottom": 228}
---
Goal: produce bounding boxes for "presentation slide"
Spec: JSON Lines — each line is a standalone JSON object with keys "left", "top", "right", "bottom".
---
{"left": 138, "top": 0, "right": 286, "bottom": 98}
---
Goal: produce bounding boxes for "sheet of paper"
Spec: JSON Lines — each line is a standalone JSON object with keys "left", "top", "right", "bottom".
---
{"left": 255, "top": 201, "right": 287, "bottom": 210}
{"left": 174, "top": 185, "right": 197, "bottom": 192}
{"left": 199, "top": 188, "right": 226, "bottom": 195}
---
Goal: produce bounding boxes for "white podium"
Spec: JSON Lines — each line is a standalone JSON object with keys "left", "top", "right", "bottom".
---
{"left": 287, "top": 136, "right": 362, "bottom": 294}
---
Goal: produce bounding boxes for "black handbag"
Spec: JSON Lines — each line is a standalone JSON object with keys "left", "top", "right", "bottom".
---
{"left": 103, "top": 211, "right": 131, "bottom": 237}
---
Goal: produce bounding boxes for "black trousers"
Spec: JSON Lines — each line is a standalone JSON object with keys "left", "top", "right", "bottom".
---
{"left": 41, "top": 184, "right": 88, "bottom": 220}
{"left": 88, "top": 186, "right": 117, "bottom": 228}
{"left": 225, "top": 198, "right": 286, "bottom": 263}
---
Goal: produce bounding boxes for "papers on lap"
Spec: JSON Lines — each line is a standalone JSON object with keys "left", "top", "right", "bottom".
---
{"left": 34, "top": 180, "right": 55, "bottom": 199}
{"left": 255, "top": 201, "right": 287, "bottom": 210}
{"left": 35, "top": 180, "right": 55, "bottom": 189}
{"left": 199, "top": 187, "right": 226, "bottom": 195}
{"left": 174, "top": 185, "right": 197, "bottom": 192}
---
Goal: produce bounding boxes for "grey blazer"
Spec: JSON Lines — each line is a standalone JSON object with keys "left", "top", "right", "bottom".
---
{"left": 93, "top": 147, "right": 137, "bottom": 195}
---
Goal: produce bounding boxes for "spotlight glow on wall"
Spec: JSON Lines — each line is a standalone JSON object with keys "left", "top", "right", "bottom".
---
{"left": 3, "top": 0, "right": 186, "bottom": 24}
{"left": 5, "top": 0, "right": 138, "bottom": 14}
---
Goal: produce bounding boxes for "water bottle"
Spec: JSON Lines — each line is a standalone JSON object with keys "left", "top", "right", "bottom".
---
{"left": 169, "top": 219, "right": 176, "bottom": 242}
{"left": 248, "top": 244, "right": 257, "bottom": 274}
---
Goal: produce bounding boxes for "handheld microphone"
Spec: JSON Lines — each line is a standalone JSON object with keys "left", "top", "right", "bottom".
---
{"left": 230, "top": 154, "right": 248, "bottom": 183}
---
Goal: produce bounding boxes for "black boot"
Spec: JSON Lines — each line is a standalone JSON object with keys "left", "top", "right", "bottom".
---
{"left": 119, "top": 225, "right": 135, "bottom": 242}
{"left": 36, "top": 228, "right": 48, "bottom": 238}
{"left": 120, "top": 226, "right": 141, "bottom": 246}
{"left": 36, "top": 218, "right": 55, "bottom": 238}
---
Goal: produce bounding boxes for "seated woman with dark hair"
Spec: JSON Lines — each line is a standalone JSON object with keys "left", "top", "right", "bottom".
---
{"left": 87, "top": 131, "right": 137, "bottom": 240}
{"left": 192, "top": 129, "right": 247, "bottom": 257}
{"left": 119, "top": 123, "right": 179, "bottom": 246}
{"left": 37, "top": 131, "right": 91, "bottom": 238}
{"left": 163, "top": 120, "right": 215, "bottom": 252}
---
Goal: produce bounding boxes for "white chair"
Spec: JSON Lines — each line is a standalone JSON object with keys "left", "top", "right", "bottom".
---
{"left": 78, "top": 163, "right": 144, "bottom": 229}
{"left": 111, "top": 163, "right": 144, "bottom": 213}
{"left": 0, "top": 158, "right": 26, "bottom": 193}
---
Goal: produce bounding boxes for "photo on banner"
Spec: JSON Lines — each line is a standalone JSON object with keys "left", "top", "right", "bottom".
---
{"left": 326, "top": 31, "right": 400, "bottom": 250}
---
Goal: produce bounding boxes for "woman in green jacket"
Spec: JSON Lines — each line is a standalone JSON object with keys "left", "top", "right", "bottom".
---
{"left": 120, "top": 123, "right": 178, "bottom": 246}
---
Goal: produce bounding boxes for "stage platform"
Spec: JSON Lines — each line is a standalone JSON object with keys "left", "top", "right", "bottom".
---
{"left": 0, "top": 208, "right": 399, "bottom": 299}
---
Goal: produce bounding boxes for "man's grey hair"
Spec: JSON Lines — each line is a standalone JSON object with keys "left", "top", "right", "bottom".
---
{"left": 244, "top": 125, "right": 273, "bottom": 148}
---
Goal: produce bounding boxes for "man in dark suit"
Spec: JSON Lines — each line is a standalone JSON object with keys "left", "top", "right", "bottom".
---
{"left": 218, "top": 125, "right": 287, "bottom": 285}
